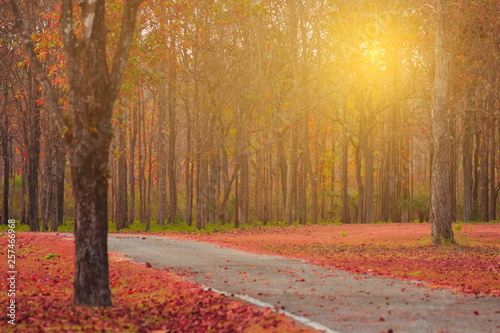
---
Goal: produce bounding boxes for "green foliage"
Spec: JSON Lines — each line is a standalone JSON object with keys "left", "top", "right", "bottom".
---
{"left": 0, "top": 222, "right": 29, "bottom": 232}
{"left": 57, "top": 220, "right": 74, "bottom": 232}
{"left": 45, "top": 253, "right": 57, "bottom": 260}
{"left": 412, "top": 191, "right": 429, "bottom": 222}
{"left": 340, "top": 232, "right": 347, "bottom": 237}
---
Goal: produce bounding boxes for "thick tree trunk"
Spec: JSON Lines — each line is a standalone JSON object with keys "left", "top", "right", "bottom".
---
{"left": 71, "top": 140, "right": 112, "bottom": 306}
{"left": 429, "top": 0, "right": 454, "bottom": 244}
{"left": 10, "top": 0, "right": 143, "bottom": 307}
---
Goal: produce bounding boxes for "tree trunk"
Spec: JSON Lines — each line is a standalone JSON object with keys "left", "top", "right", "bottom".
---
{"left": 167, "top": 59, "right": 177, "bottom": 224}
{"left": 20, "top": 147, "right": 27, "bottom": 225}
{"left": 2, "top": 108, "right": 9, "bottom": 225}
{"left": 286, "top": 126, "right": 297, "bottom": 224}
{"left": 354, "top": 145, "right": 364, "bottom": 223}
{"left": 463, "top": 109, "right": 472, "bottom": 223}
{"left": 481, "top": 118, "right": 489, "bottom": 221}
{"left": 157, "top": 70, "right": 168, "bottom": 226}
{"left": 489, "top": 117, "right": 496, "bottom": 220}
{"left": 9, "top": 0, "right": 144, "bottom": 306}
{"left": 362, "top": 141, "right": 374, "bottom": 224}
{"left": 341, "top": 104, "right": 350, "bottom": 224}
{"left": 128, "top": 100, "right": 138, "bottom": 227}
{"left": 429, "top": 0, "right": 454, "bottom": 244}
{"left": 116, "top": 109, "right": 128, "bottom": 231}
{"left": 27, "top": 75, "right": 41, "bottom": 232}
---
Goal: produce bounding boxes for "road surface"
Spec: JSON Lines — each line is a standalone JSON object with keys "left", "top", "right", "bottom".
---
{"left": 104, "top": 234, "right": 499, "bottom": 333}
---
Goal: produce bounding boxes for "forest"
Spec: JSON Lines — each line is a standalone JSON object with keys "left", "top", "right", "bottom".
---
{"left": 1, "top": 0, "right": 499, "bottom": 233}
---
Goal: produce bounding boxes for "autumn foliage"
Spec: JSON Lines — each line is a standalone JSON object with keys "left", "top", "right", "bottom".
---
{"left": 0, "top": 234, "right": 309, "bottom": 332}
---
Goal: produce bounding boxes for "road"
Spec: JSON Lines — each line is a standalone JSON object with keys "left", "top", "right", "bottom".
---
{"left": 106, "top": 234, "right": 499, "bottom": 333}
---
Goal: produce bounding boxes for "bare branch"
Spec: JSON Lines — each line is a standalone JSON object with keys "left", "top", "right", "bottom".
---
{"left": 7, "top": 0, "right": 68, "bottom": 134}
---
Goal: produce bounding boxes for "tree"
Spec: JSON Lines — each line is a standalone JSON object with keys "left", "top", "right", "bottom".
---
{"left": 9, "top": 0, "right": 144, "bottom": 306}
{"left": 429, "top": 0, "right": 454, "bottom": 244}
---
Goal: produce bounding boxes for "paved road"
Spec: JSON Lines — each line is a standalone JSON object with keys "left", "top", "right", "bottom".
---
{"left": 106, "top": 234, "right": 500, "bottom": 333}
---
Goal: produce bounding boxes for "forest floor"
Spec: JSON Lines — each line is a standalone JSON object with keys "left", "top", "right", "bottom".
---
{"left": 1, "top": 223, "right": 499, "bottom": 332}
{"left": 104, "top": 224, "right": 499, "bottom": 333}
{"left": 170, "top": 223, "right": 500, "bottom": 297}
{"left": 0, "top": 233, "right": 308, "bottom": 332}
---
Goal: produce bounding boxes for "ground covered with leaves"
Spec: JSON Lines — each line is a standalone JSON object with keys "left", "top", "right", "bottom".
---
{"left": 0, "top": 234, "right": 309, "bottom": 332}
{"left": 176, "top": 223, "right": 500, "bottom": 297}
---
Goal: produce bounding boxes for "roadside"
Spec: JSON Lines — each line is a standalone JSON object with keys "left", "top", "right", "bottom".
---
{"left": 0, "top": 233, "right": 308, "bottom": 333}
{"left": 107, "top": 233, "right": 500, "bottom": 333}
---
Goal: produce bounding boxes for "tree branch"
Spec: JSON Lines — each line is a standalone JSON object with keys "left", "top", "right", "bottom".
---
{"left": 7, "top": 0, "right": 68, "bottom": 134}
{"left": 109, "top": 0, "right": 145, "bottom": 100}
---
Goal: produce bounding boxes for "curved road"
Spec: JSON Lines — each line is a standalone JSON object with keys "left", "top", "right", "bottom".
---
{"left": 106, "top": 234, "right": 499, "bottom": 333}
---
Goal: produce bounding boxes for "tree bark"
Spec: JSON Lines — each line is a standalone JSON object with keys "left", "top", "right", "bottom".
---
{"left": 157, "top": 66, "right": 168, "bottom": 226}
{"left": 1, "top": 103, "right": 9, "bottom": 225}
{"left": 116, "top": 108, "right": 128, "bottom": 231}
{"left": 9, "top": 0, "right": 144, "bottom": 306}
{"left": 429, "top": 0, "right": 454, "bottom": 244}
{"left": 463, "top": 109, "right": 472, "bottom": 222}
{"left": 128, "top": 99, "right": 138, "bottom": 227}
{"left": 27, "top": 75, "right": 41, "bottom": 232}
{"left": 167, "top": 51, "right": 177, "bottom": 224}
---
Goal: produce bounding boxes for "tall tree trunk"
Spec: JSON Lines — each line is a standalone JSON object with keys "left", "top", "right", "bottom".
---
{"left": 128, "top": 98, "right": 138, "bottom": 226}
{"left": 362, "top": 141, "right": 374, "bottom": 224}
{"left": 429, "top": 0, "right": 454, "bottom": 244}
{"left": 2, "top": 106, "right": 9, "bottom": 225}
{"left": 116, "top": 108, "right": 128, "bottom": 231}
{"left": 42, "top": 125, "right": 53, "bottom": 231}
{"left": 27, "top": 74, "right": 41, "bottom": 232}
{"left": 10, "top": 0, "right": 144, "bottom": 307}
{"left": 167, "top": 57, "right": 177, "bottom": 224}
{"left": 341, "top": 103, "right": 350, "bottom": 224}
{"left": 473, "top": 130, "right": 480, "bottom": 214}
{"left": 286, "top": 126, "right": 297, "bottom": 224}
{"left": 489, "top": 117, "right": 496, "bottom": 220}
{"left": 481, "top": 119, "right": 489, "bottom": 221}
{"left": 277, "top": 129, "right": 287, "bottom": 220}
{"left": 185, "top": 94, "right": 193, "bottom": 225}
{"left": 138, "top": 91, "right": 144, "bottom": 224}
{"left": 20, "top": 147, "right": 27, "bottom": 225}
{"left": 157, "top": 71, "right": 168, "bottom": 226}
{"left": 463, "top": 109, "right": 472, "bottom": 223}
{"left": 51, "top": 133, "right": 62, "bottom": 232}
{"left": 354, "top": 146, "right": 364, "bottom": 223}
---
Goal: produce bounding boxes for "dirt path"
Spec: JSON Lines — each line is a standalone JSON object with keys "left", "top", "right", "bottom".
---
{"left": 106, "top": 234, "right": 499, "bottom": 333}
